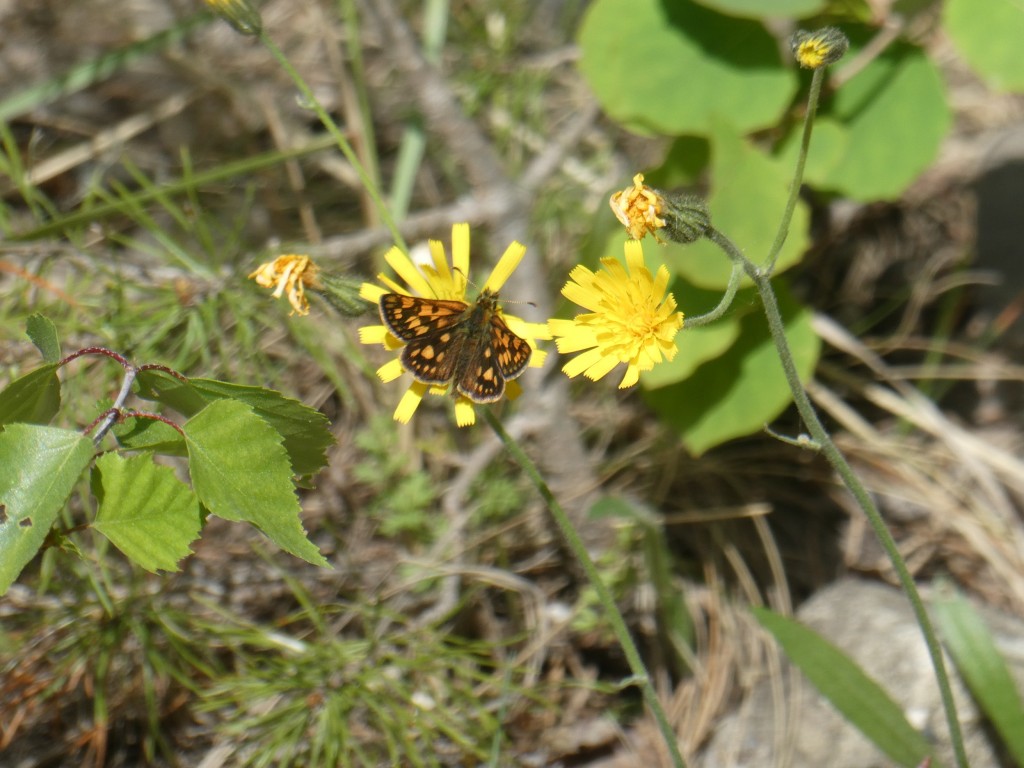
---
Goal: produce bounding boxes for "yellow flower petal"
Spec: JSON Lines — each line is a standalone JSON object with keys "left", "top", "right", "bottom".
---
{"left": 394, "top": 384, "right": 428, "bottom": 424}
{"left": 548, "top": 239, "right": 683, "bottom": 388}
{"left": 385, "top": 245, "right": 433, "bottom": 297}
{"left": 377, "top": 358, "right": 406, "bottom": 383}
{"left": 454, "top": 397, "right": 476, "bottom": 427}
{"left": 483, "top": 240, "right": 526, "bottom": 293}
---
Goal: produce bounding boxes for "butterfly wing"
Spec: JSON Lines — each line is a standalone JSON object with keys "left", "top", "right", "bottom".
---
{"left": 379, "top": 293, "right": 469, "bottom": 342}
{"left": 490, "top": 315, "right": 532, "bottom": 380}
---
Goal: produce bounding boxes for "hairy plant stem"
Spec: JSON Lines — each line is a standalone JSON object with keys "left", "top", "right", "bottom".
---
{"left": 708, "top": 226, "right": 968, "bottom": 768}
{"left": 484, "top": 410, "right": 687, "bottom": 768}
{"left": 258, "top": 32, "right": 407, "bottom": 252}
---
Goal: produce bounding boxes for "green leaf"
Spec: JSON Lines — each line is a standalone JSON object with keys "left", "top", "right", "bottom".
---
{"left": 26, "top": 315, "right": 61, "bottom": 363}
{"left": 91, "top": 453, "right": 201, "bottom": 572}
{"left": 823, "top": 35, "right": 951, "bottom": 200}
{"left": 933, "top": 588, "right": 1024, "bottom": 764}
{"left": 753, "top": 607, "right": 933, "bottom": 767}
{"left": 0, "top": 425, "right": 94, "bottom": 594}
{"left": 578, "top": 0, "right": 797, "bottom": 135}
{"left": 183, "top": 399, "right": 327, "bottom": 567}
{"left": 692, "top": 0, "right": 827, "bottom": 18}
{"left": 112, "top": 415, "right": 187, "bottom": 455}
{"left": 644, "top": 282, "right": 820, "bottom": 454}
{"left": 0, "top": 365, "right": 61, "bottom": 426}
{"left": 665, "top": 129, "right": 810, "bottom": 289}
{"left": 944, "top": 0, "right": 1024, "bottom": 92}
{"left": 135, "top": 370, "right": 333, "bottom": 478}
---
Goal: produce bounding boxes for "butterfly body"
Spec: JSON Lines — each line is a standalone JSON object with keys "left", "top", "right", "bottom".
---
{"left": 379, "top": 290, "right": 531, "bottom": 404}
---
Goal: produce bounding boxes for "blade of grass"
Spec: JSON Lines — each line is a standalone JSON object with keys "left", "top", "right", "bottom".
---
{"left": 753, "top": 606, "right": 935, "bottom": 767}
{"left": 0, "top": 13, "right": 210, "bottom": 123}
{"left": 12, "top": 135, "right": 336, "bottom": 241}
{"left": 933, "top": 585, "right": 1024, "bottom": 765}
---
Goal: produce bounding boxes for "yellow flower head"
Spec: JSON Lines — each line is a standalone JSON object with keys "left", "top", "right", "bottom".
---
{"left": 609, "top": 173, "right": 667, "bottom": 242}
{"left": 249, "top": 254, "right": 320, "bottom": 316}
{"left": 791, "top": 27, "right": 849, "bottom": 70}
{"left": 205, "top": 0, "right": 262, "bottom": 35}
{"left": 358, "top": 223, "right": 550, "bottom": 427}
{"left": 548, "top": 240, "right": 683, "bottom": 389}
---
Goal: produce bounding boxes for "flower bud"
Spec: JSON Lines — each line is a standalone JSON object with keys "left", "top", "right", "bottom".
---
{"left": 316, "top": 273, "right": 371, "bottom": 317}
{"left": 205, "top": 0, "right": 262, "bottom": 36}
{"left": 791, "top": 27, "right": 849, "bottom": 69}
{"left": 660, "top": 193, "right": 710, "bottom": 245}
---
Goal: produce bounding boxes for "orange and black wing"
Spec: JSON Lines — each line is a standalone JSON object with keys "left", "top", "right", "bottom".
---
{"left": 378, "top": 293, "right": 468, "bottom": 342}
{"left": 490, "top": 315, "right": 531, "bottom": 380}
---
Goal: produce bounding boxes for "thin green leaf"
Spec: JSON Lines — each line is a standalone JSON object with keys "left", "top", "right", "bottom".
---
{"left": 183, "top": 399, "right": 327, "bottom": 567}
{"left": 933, "top": 588, "right": 1024, "bottom": 764}
{"left": 0, "top": 13, "right": 210, "bottom": 123}
{"left": 753, "top": 607, "right": 933, "bottom": 767}
{"left": 26, "top": 314, "right": 61, "bottom": 363}
{"left": 0, "top": 425, "right": 94, "bottom": 594}
{"left": 92, "top": 453, "right": 202, "bottom": 572}
{"left": 0, "top": 364, "right": 61, "bottom": 426}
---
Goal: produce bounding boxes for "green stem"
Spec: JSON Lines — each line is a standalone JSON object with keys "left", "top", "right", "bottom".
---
{"left": 764, "top": 67, "right": 824, "bottom": 276}
{"left": 258, "top": 31, "right": 407, "bottom": 253}
{"left": 483, "top": 410, "right": 687, "bottom": 768}
{"left": 708, "top": 226, "right": 968, "bottom": 768}
{"left": 685, "top": 262, "right": 742, "bottom": 328}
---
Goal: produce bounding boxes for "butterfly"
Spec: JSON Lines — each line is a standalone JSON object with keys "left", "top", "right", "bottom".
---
{"left": 378, "top": 289, "right": 532, "bottom": 404}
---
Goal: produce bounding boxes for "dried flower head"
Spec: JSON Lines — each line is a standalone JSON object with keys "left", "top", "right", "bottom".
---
{"left": 249, "top": 255, "right": 319, "bottom": 316}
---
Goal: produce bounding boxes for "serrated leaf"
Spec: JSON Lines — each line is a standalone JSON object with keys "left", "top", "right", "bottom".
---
{"left": 578, "top": 0, "right": 796, "bottom": 135}
{"left": 91, "top": 453, "right": 201, "bottom": 572}
{"left": 944, "top": 0, "right": 1024, "bottom": 92}
{"left": 183, "top": 399, "right": 327, "bottom": 567}
{"left": 112, "top": 415, "right": 187, "bottom": 455}
{"left": 0, "top": 425, "right": 94, "bottom": 594}
{"left": 0, "top": 365, "right": 61, "bottom": 426}
{"left": 692, "top": 0, "right": 826, "bottom": 18}
{"left": 665, "top": 129, "right": 810, "bottom": 289}
{"left": 933, "top": 588, "right": 1024, "bottom": 764}
{"left": 26, "top": 315, "right": 61, "bottom": 363}
{"left": 135, "top": 370, "right": 333, "bottom": 478}
{"left": 645, "top": 283, "right": 820, "bottom": 455}
{"left": 753, "top": 607, "right": 933, "bottom": 767}
{"left": 824, "top": 34, "right": 950, "bottom": 200}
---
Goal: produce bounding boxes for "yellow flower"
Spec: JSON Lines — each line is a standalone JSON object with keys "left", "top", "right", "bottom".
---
{"left": 359, "top": 223, "right": 550, "bottom": 427}
{"left": 204, "top": 0, "right": 262, "bottom": 35}
{"left": 548, "top": 240, "right": 683, "bottom": 388}
{"left": 609, "top": 173, "right": 667, "bottom": 242}
{"left": 791, "top": 27, "right": 849, "bottom": 69}
{"left": 249, "top": 255, "right": 319, "bottom": 316}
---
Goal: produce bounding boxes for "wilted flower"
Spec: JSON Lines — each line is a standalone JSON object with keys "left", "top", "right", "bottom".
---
{"left": 610, "top": 173, "right": 710, "bottom": 245}
{"left": 249, "top": 255, "right": 319, "bottom": 316}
